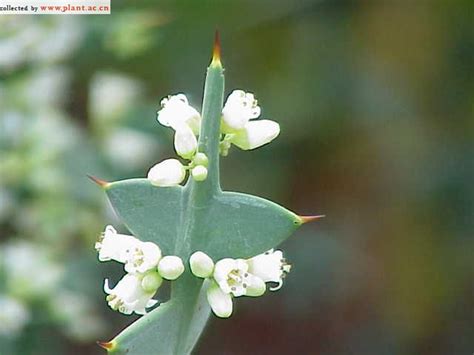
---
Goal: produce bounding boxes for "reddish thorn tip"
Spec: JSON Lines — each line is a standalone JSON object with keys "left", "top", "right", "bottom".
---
{"left": 87, "top": 175, "right": 110, "bottom": 188}
{"left": 212, "top": 30, "right": 221, "bottom": 64}
{"left": 299, "top": 215, "right": 325, "bottom": 224}
{"left": 96, "top": 340, "right": 114, "bottom": 350}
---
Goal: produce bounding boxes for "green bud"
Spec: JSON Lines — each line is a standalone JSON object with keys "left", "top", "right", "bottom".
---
{"left": 189, "top": 251, "right": 214, "bottom": 278}
{"left": 141, "top": 271, "right": 163, "bottom": 293}
{"left": 193, "top": 152, "right": 209, "bottom": 167}
{"left": 191, "top": 165, "right": 208, "bottom": 182}
{"left": 158, "top": 256, "right": 185, "bottom": 280}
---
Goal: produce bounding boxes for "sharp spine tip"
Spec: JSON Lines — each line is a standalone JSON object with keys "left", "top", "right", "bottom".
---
{"left": 212, "top": 29, "right": 221, "bottom": 64}
{"left": 299, "top": 215, "right": 325, "bottom": 224}
{"left": 87, "top": 175, "right": 110, "bottom": 188}
{"left": 96, "top": 340, "right": 115, "bottom": 350}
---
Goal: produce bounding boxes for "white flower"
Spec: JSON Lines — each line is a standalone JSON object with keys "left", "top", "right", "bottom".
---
{"left": 222, "top": 90, "right": 261, "bottom": 132}
{"left": 0, "top": 295, "right": 30, "bottom": 336}
{"left": 206, "top": 258, "right": 266, "bottom": 318}
{"left": 3, "top": 242, "right": 63, "bottom": 300}
{"left": 157, "top": 94, "right": 201, "bottom": 134}
{"left": 148, "top": 159, "right": 186, "bottom": 187}
{"left": 95, "top": 225, "right": 138, "bottom": 263}
{"left": 157, "top": 255, "right": 185, "bottom": 280}
{"left": 90, "top": 72, "right": 142, "bottom": 121}
{"left": 104, "top": 274, "right": 158, "bottom": 315}
{"left": 50, "top": 291, "right": 105, "bottom": 341}
{"left": 206, "top": 280, "right": 232, "bottom": 318}
{"left": 190, "top": 251, "right": 214, "bottom": 278}
{"left": 125, "top": 241, "right": 162, "bottom": 274}
{"left": 229, "top": 120, "right": 280, "bottom": 150}
{"left": 95, "top": 226, "right": 162, "bottom": 274}
{"left": 191, "top": 165, "right": 208, "bottom": 182}
{"left": 246, "top": 249, "right": 291, "bottom": 291}
{"left": 213, "top": 258, "right": 265, "bottom": 298}
{"left": 174, "top": 124, "right": 197, "bottom": 159}
{"left": 104, "top": 128, "right": 159, "bottom": 170}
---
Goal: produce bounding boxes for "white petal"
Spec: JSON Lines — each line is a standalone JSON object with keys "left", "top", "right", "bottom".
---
{"left": 189, "top": 251, "right": 214, "bottom": 278}
{"left": 269, "top": 279, "right": 284, "bottom": 291}
{"left": 134, "top": 307, "right": 147, "bottom": 315}
{"left": 213, "top": 258, "right": 249, "bottom": 297}
{"left": 124, "top": 241, "right": 162, "bottom": 274}
{"left": 221, "top": 90, "right": 261, "bottom": 132}
{"left": 245, "top": 274, "right": 266, "bottom": 297}
{"left": 146, "top": 299, "right": 159, "bottom": 308}
{"left": 147, "top": 159, "right": 186, "bottom": 187}
{"left": 174, "top": 125, "right": 197, "bottom": 159}
{"left": 140, "top": 242, "right": 162, "bottom": 270}
{"left": 157, "top": 94, "right": 201, "bottom": 134}
{"left": 213, "top": 258, "right": 237, "bottom": 285}
{"left": 247, "top": 249, "right": 284, "bottom": 283}
{"left": 104, "top": 274, "right": 158, "bottom": 315}
{"left": 103, "top": 278, "right": 112, "bottom": 294}
{"left": 230, "top": 120, "right": 280, "bottom": 150}
{"left": 95, "top": 225, "right": 139, "bottom": 263}
{"left": 235, "top": 259, "right": 249, "bottom": 273}
{"left": 157, "top": 255, "right": 185, "bottom": 280}
{"left": 207, "top": 281, "right": 233, "bottom": 318}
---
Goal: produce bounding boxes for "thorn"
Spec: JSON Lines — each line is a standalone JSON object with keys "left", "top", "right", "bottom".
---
{"left": 211, "top": 29, "right": 221, "bottom": 65}
{"left": 299, "top": 215, "right": 325, "bottom": 224}
{"left": 96, "top": 340, "right": 115, "bottom": 351}
{"left": 87, "top": 175, "right": 110, "bottom": 188}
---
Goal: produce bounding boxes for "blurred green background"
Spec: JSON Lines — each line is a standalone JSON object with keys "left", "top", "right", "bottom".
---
{"left": 0, "top": 1, "right": 473, "bottom": 354}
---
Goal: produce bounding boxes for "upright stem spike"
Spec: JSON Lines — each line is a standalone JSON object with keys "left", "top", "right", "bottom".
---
{"left": 211, "top": 30, "right": 221, "bottom": 66}
{"left": 188, "top": 32, "right": 224, "bottom": 197}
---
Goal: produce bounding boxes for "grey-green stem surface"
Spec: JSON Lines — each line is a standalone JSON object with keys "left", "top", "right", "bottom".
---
{"left": 101, "top": 51, "right": 304, "bottom": 355}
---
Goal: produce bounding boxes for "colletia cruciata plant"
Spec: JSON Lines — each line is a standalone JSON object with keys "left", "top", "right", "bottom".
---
{"left": 90, "top": 33, "right": 323, "bottom": 354}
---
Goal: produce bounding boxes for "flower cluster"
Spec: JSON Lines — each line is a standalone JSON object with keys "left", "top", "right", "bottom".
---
{"left": 189, "top": 249, "right": 291, "bottom": 318}
{"left": 220, "top": 90, "right": 280, "bottom": 155}
{"left": 96, "top": 227, "right": 291, "bottom": 318}
{"left": 147, "top": 90, "right": 280, "bottom": 186}
{"left": 95, "top": 226, "right": 184, "bottom": 315}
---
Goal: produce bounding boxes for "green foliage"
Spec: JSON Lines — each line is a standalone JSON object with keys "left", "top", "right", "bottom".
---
{"left": 102, "top": 50, "right": 302, "bottom": 354}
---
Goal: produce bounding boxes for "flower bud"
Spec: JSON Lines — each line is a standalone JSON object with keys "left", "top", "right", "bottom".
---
{"left": 230, "top": 120, "right": 280, "bottom": 150}
{"left": 157, "top": 256, "right": 184, "bottom": 280}
{"left": 147, "top": 159, "right": 186, "bottom": 187}
{"left": 174, "top": 125, "right": 197, "bottom": 159}
{"left": 189, "top": 251, "right": 214, "bottom": 278}
{"left": 193, "top": 152, "right": 208, "bottom": 167}
{"left": 141, "top": 271, "right": 163, "bottom": 293}
{"left": 191, "top": 165, "right": 208, "bottom": 182}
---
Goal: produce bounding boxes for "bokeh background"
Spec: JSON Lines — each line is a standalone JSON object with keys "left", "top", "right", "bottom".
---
{"left": 0, "top": 1, "right": 473, "bottom": 354}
